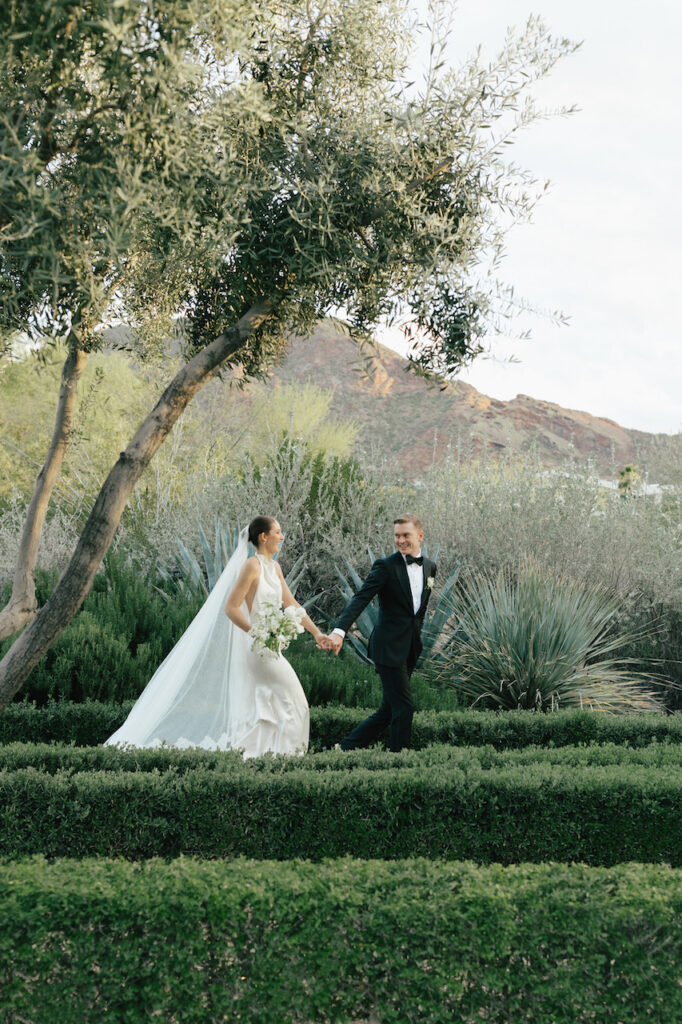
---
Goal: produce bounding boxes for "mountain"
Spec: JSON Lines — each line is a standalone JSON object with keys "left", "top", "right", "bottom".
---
{"left": 261, "top": 323, "right": 675, "bottom": 478}
{"left": 101, "top": 320, "right": 679, "bottom": 480}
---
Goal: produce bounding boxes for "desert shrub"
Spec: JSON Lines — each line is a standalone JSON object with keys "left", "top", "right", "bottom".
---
{"left": 411, "top": 454, "right": 682, "bottom": 705}
{"left": 120, "top": 444, "right": 682, "bottom": 623}
{"left": 0, "top": 495, "right": 80, "bottom": 589}
{"left": 123, "top": 436, "right": 389, "bottom": 600}
{"left": 418, "top": 452, "right": 682, "bottom": 601}
{"left": 429, "top": 565, "right": 665, "bottom": 712}
{"left": 1, "top": 555, "right": 202, "bottom": 704}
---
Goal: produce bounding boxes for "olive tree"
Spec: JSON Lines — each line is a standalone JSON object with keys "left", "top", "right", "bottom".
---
{"left": 0, "top": 0, "right": 577, "bottom": 705}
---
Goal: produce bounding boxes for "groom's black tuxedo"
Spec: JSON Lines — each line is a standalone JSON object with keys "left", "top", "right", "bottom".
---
{"left": 334, "top": 550, "right": 437, "bottom": 751}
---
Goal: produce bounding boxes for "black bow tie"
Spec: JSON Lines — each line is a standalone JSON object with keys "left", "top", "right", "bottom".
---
{"left": 405, "top": 554, "right": 423, "bottom": 566}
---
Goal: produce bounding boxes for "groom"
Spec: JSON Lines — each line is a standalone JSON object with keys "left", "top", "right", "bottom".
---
{"left": 329, "top": 514, "right": 436, "bottom": 752}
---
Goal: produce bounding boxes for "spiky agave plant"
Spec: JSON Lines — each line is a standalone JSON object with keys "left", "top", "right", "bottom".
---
{"left": 430, "top": 566, "right": 665, "bottom": 713}
{"left": 156, "top": 519, "right": 313, "bottom": 605}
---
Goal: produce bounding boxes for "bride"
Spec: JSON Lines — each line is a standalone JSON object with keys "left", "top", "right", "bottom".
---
{"left": 105, "top": 515, "right": 328, "bottom": 756}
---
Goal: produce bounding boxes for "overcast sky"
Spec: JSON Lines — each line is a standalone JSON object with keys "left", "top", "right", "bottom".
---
{"left": 380, "top": 0, "right": 681, "bottom": 434}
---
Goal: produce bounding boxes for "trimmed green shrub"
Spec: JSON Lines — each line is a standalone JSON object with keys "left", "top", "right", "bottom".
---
{"left": 2, "top": 856, "right": 682, "bottom": 1024}
{"left": 5, "top": 739, "right": 682, "bottom": 776}
{"left": 2, "top": 762, "right": 681, "bottom": 863}
{"left": 0, "top": 700, "right": 135, "bottom": 745}
{"left": 1, "top": 701, "right": 680, "bottom": 749}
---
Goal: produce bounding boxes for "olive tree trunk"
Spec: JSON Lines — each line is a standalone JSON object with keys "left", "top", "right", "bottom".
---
{"left": 0, "top": 300, "right": 272, "bottom": 709}
{"left": 0, "top": 340, "right": 89, "bottom": 642}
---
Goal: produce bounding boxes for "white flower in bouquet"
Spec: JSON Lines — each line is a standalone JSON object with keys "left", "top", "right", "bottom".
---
{"left": 250, "top": 600, "right": 305, "bottom": 658}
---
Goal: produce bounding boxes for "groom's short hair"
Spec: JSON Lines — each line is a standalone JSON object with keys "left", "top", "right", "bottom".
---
{"left": 394, "top": 513, "right": 423, "bottom": 531}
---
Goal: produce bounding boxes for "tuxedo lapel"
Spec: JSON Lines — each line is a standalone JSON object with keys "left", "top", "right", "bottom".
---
{"left": 393, "top": 552, "right": 415, "bottom": 613}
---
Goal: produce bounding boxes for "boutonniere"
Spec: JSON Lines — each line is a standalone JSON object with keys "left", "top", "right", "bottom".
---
{"left": 426, "top": 576, "right": 435, "bottom": 590}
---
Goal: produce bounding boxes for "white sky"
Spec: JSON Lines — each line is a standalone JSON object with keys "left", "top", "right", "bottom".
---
{"left": 379, "top": 0, "right": 682, "bottom": 434}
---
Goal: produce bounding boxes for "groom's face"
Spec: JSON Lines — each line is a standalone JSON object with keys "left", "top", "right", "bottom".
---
{"left": 394, "top": 522, "right": 423, "bottom": 557}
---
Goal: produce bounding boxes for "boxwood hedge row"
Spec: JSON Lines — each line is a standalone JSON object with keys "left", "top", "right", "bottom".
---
{"left": 2, "top": 762, "right": 680, "bottom": 863}
{"left": 3, "top": 738, "right": 682, "bottom": 775}
{"left": 2, "top": 700, "right": 681, "bottom": 749}
{"left": 2, "top": 856, "right": 681, "bottom": 1024}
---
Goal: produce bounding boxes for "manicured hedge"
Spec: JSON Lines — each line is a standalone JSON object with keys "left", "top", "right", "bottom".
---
{"left": 4, "top": 738, "right": 682, "bottom": 775}
{"left": 0, "top": 700, "right": 135, "bottom": 745}
{"left": 2, "top": 856, "right": 681, "bottom": 1024}
{"left": 2, "top": 700, "right": 681, "bottom": 749}
{"left": 2, "top": 762, "right": 681, "bottom": 863}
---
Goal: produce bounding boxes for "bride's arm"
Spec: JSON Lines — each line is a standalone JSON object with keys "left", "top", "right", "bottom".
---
{"left": 276, "top": 564, "right": 326, "bottom": 643}
{"left": 225, "top": 558, "right": 260, "bottom": 633}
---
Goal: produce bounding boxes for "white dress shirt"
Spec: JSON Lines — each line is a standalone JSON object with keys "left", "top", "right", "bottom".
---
{"left": 332, "top": 551, "right": 424, "bottom": 638}
{"left": 404, "top": 552, "right": 424, "bottom": 613}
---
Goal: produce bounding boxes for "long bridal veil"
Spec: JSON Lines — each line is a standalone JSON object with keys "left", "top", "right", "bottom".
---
{"left": 105, "top": 527, "right": 253, "bottom": 749}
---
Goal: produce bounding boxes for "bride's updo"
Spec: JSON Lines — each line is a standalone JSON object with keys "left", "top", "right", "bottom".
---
{"left": 248, "top": 515, "right": 276, "bottom": 548}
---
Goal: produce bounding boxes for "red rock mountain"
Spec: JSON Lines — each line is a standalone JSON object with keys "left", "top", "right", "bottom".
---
{"left": 266, "top": 324, "right": 663, "bottom": 476}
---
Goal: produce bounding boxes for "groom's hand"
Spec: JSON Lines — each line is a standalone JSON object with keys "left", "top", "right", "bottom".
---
{"left": 329, "top": 634, "right": 343, "bottom": 656}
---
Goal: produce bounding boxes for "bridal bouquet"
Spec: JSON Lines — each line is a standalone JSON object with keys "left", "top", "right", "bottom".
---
{"left": 250, "top": 601, "right": 306, "bottom": 658}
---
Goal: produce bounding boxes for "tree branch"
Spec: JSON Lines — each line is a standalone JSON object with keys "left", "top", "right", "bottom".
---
{"left": 0, "top": 339, "right": 88, "bottom": 643}
{"left": 405, "top": 158, "right": 453, "bottom": 194}
{"left": 0, "top": 299, "right": 273, "bottom": 708}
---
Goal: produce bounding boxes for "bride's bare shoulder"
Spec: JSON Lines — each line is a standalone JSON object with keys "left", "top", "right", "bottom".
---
{"left": 236, "top": 555, "right": 261, "bottom": 580}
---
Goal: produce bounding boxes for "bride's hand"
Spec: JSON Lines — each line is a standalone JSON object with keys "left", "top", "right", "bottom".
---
{"left": 316, "top": 633, "right": 333, "bottom": 651}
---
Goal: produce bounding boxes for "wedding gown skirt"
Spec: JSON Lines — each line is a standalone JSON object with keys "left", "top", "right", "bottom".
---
{"left": 105, "top": 553, "right": 309, "bottom": 757}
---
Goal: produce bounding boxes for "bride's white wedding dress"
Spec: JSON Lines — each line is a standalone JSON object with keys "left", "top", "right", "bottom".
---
{"left": 237, "top": 554, "right": 310, "bottom": 757}
{"left": 104, "top": 533, "right": 309, "bottom": 757}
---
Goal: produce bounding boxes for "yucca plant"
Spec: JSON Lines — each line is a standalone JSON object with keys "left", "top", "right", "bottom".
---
{"left": 327, "top": 545, "right": 460, "bottom": 668}
{"left": 157, "top": 519, "right": 311, "bottom": 604}
{"left": 429, "top": 566, "right": 665, "bottom": 713}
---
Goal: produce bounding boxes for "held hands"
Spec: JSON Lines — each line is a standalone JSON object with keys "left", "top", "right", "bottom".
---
{"left": 329, "top": 633, "right": 343, "bottom": 656}
{"left": 315, "top": 633, "right": 343, "bottom": 654}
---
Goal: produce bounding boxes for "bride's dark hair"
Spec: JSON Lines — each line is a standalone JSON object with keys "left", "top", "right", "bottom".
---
{"left": 248, "top": 515, "right": 276, "bottom": 548}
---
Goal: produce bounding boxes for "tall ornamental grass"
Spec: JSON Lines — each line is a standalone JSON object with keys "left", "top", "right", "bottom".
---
{"left": 430, "top": 566, "right": 665, "bottom": 713}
